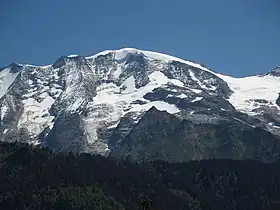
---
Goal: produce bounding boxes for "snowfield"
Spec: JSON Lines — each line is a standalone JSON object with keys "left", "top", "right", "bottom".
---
{"left": 217, "top": 73, "right": 280, "bottom": 114}
{"left": 1, "top": 47, "right": 280, "bottom": 154}
{"left": 0, "top": 67, "right": 20, "bottom": 99}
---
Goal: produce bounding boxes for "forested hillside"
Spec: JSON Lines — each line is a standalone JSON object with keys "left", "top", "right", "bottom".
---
{"left": 0, "top": 142, "right": 280, "bottom": 210}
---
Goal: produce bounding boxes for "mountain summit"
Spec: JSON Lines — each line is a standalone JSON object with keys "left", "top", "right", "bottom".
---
{"left": 1, "top": 48, "right": 280, "bottom": 162}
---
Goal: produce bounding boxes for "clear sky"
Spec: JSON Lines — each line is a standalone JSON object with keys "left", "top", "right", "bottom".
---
{"left": 0, "top": 0, "right": 279, "bottom": 77}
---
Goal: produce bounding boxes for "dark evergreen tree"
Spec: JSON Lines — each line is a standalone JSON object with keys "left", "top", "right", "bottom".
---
{"left": 1, "top": 142, "right": 280, "bottom": 209}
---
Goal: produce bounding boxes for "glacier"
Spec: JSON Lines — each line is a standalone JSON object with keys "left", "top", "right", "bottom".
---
{"left": 0, "top": 47, "right": 280, "bottom": 156}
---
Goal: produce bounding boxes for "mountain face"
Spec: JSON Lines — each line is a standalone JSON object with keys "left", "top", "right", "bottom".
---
{"left": 1, "top": 48, "right": 280, "bottom": 162}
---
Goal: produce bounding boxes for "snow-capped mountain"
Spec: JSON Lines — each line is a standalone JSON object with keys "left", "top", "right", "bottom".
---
{"left": 1, "top": 48, "right": 280, "bottom": 162}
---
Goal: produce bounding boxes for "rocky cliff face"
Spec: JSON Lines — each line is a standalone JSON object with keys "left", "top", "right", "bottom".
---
{"left": 109, "top": 108, "right": 280, "bottom": 162}
{"left": 1, "top": 48, "right": 280, "bottom": 162}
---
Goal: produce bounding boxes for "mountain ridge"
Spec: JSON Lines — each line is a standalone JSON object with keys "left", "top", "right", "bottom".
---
{"left": 2, "top": 48, "right": 278, "bottom": 80}
{"left": 1, "top": 47, "right": 280, "bottom": 162}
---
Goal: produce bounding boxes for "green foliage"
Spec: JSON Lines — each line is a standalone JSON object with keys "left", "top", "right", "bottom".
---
{"left": 1, "top": 186, "right": 124, "bottom": 210}
{"left": 1, "top": 142, "right": 280, "bottom": 209}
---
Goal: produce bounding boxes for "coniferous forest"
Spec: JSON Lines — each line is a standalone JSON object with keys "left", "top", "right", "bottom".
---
{"left": 1, "top": 142, "right": 280, "bottom": 209}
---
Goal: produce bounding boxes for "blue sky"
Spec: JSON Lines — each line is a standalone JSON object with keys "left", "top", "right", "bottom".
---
{"left": 0, "top": 0, "right": 279, "bottom": 77}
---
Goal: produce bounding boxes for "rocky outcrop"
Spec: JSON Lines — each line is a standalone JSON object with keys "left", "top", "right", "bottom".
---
{"left": 1, "top": 48, "right": 280, "bottom": 162}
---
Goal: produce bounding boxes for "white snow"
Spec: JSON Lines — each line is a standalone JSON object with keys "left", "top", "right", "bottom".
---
{"left": 66, "top": 98, "right": 85, "bottom": 112}
{"left": 67, "top": 54, "right": 79, "bottom": 58}
{"left": 177, "top": 93, "right": 188, "bottom": 98}
{"left": 85, "top": 70, "right": 181, "bottom": 143}
{"left": 24, "top": 64, "right": 52, "bottom": 69}
{"left": 189, "top": 70, "right": 208, "bottom": 89}
{"left": 141, "top": 49, "right": 211, "bottom": 72}
{"left": 169, "top": 79, "right": 184, "bottom": 87}
{"left": 93, "top": 71, "right": 169, "bottom": 106}
{"left": 83, "top": 71, "right": 178, "bottom": 144}
{"left": 83, "top": 104, "right": 122, "bottom": 144}
{"left": 204, "top": 78, "right": 217, "bottom": 90}
{"left": 85, "top": 50, "right": 113, "bottom": 60}
{"left": 84, "top": 99, "right": 179, "bottom": 146}
{"left": 1, "top": 104, "right": 8, "bottom": 121}
{"left": 30, "top": 140, "right": 41, "bottom": 145}
{"left": 216, "top": 73, "right": 280, "bottom": 114}
{"left": 48, "top": 87, "right": 62, "bottom": 97}
{"left": 113, "top": 66, "right": 123, "bottom": 79}
{"left": 3, "top": 129, "right": 8, "bottom": 134}
{"left": 189, "top": 88, "right": 202, "bottom": 94}
{"left": 0, "top": 67, "right": 20, "bottom": 99}
{"left": 147, "top": 71, "right": 184, "bottom": 88}
{"left": 6, "top": 46, "right": 280, "bottom": 149}
{"left": 114, "top": 48, "right": 140, "bottom": 61}
{"left": 268, "top": 122, "right": 280, "bottom": 128}
{"left": 189, "top": 111, "right": 195, "bottom": 115}
{"left": 107, "top": 122, "right": 120, "bottom": 129}
{"left": 85, "top": 48, "right": 213, "bottom": 74}
{"left": 167, "top": 92, "right": 188, "bottom": 98}
{"left": 121, "top": 76, "right": 136, "bottom": 93}
{"left": 149, "top": 71, "right": 169, "bottom": 85}
{"left": 191, "top": 97, "right": 203, "bottom": 103}
{"left": 28, "top": 79, "right": 33, "bottom": 85}
{"left": 130, "top": 101, "right": 180, "bottom": 114}
{"left": 17, "top": 93, "right": 55, "bottom": 137}
{"left": 232, "top": 117, "right": 256, "bottom": 128}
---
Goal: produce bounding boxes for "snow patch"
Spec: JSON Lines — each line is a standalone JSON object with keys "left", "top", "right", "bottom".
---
{"left": 1, "top": 105, "right": 8, "bottom": 121}
{"left": 85, "top": 48, "right": 213, "bottom": 73}
{"left": 24, "top": 64, "right": 51, "bottom": 69}
{"left": 83, "top": 104, "right": 122, "bottom": 144}
{"left": 88, "top": 70, "right": 181, "bottom": 138}
{"left": 18, "top": 93, "right": 55, "bottom": 137}
{"left": 140, "top": 49, "right": 211, "bottom": 72}
{"left": 107, "top": 122, "right": 120, "bottom": 129}
{"left": 0, "top": 67, "right": 20, "bottom": 99}
{"left": 189, "top": 88, "right": 202, "bottom": 94}
{"left": 169, "top": 79, "right": 184, "bottom": 87}
{"left": 232, "top": 117, "right": 256, "bottom": 128}
{"left": 114, "top": 48, "right": 140, "bottom": 61}
{"left": 66, "top": 98, "right": 85, "bottom": 112}
{"left": 113, "top": 66, "right": 123, "bottom": 79}
{"left": 177, "top": 93, "right": 188, "bottom": 98}
{"left": 189, "top": 70, "right": 208, "bottom": 89}
{"left": 189, "top": 111, "right": 195, "bottom": 115}
{"left": 130, "top": 101, "right": 180, "bottom": 114}
{"left": 85, "top": 50, "right": 113, "bottom": 60}
{"left": 268, "top": 122, "right": 280, "bottom": 128}
{"left": 85, "top": 71, "right": 176, "bottom": 144}
{"left": 191, "top": 97, "right": 203, "bottom": 103}
{"left": 149, "top": 71, "right": 169, "bottom": 85}
{"left": 67, "top": 54, "right": 79, "bottom": 58}
{"left": 121, "top": 76, "right": 136, "bottom": 93}
{"left": 217, "top": 73, "right": 280, "bottom": 114}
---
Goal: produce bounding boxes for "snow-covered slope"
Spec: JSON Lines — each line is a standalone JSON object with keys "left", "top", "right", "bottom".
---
{"left": 0, "top": 65, "right": 21, "bottom": 99}
{"left": 217, "top": 73, "right": 280, "bottom": 115}
{"left": 85, "top": 48, "right": 211, "bottom": 72}
{"left": 0, "top": 47, "right": 280, "bottom": 155}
